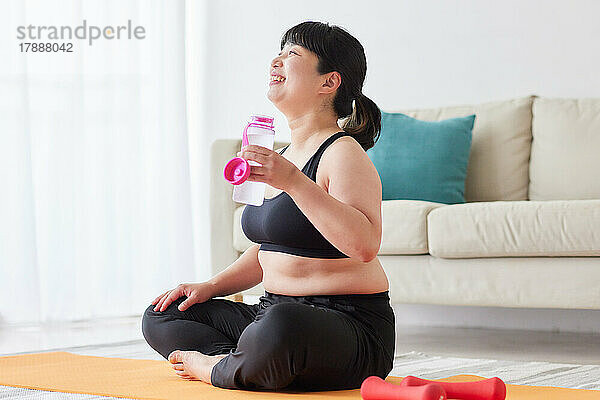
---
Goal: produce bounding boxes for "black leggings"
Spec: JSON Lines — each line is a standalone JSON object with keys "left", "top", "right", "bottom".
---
{"left": 141, "top": 290, "right": 395, "bottom": 392}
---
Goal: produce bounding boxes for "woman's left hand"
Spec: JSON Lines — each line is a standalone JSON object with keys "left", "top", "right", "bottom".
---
{"left": 237, "top": 145, "right": 300, "bottom": 191}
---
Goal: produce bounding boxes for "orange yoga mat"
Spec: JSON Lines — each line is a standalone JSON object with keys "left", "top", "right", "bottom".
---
{"left": 0, "top": 351, "right": 598, "bottom": 399}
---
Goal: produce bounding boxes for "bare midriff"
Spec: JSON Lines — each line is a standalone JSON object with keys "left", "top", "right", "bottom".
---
{"left": 258, "top": 249, "right": 390, "bottom": 296}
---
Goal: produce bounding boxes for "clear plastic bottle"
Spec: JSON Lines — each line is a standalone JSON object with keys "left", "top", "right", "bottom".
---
{"left": 230, "top": 114, "right": 275, "bottom": 206}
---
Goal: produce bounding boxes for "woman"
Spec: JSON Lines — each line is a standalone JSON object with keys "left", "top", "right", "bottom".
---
{"left": 142, "top": 21, "right": 394, "bottom": 392}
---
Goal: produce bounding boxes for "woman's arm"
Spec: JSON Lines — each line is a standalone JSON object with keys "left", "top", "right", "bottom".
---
{"left": 286, "top": 138, "right": 382, "bottom": 262}
{"left": 208, "top": 244, "right": 263, "bottom": 297}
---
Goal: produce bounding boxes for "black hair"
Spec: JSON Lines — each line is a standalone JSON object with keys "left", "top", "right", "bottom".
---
{"left": 280, "top": 21, "right": 381, "bottom": 151}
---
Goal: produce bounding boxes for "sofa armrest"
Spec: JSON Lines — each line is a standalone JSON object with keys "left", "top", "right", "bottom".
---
{"left": 209, "top": 139, "right": 241, "bottom": 278}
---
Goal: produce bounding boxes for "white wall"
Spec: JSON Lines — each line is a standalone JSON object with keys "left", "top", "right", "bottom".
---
{"left": 203, "top": 0, "right": 600, "bottom": 142}
{"left": 198, "top": 0, "right": 600, "bottom": 333}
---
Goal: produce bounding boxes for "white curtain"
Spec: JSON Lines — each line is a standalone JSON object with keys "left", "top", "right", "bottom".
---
{"left": 0, "top": 0, "right": 209, "bottom": 325}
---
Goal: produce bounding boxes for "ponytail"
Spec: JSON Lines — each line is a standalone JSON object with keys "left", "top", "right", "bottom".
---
{"left": 341, "top": 93, "right": 381, "bottom": 151}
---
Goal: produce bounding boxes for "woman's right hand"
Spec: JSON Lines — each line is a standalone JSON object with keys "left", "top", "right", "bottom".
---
{"left": 151, "top": 282, "right": 216, "bottom": 312}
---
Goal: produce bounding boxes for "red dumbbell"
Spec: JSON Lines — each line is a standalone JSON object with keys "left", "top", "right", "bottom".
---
{"left": 361, "top": 376, "right": 447, "bottom": 400}
{"left": 399, "top": 376, "right": 506, "bottom": 400}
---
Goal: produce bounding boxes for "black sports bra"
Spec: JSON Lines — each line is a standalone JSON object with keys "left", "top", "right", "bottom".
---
{"left": 240, "top": 131, "right": 352, "bottom": 259}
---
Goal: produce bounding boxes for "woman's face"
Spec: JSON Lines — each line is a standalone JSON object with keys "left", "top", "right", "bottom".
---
{"left": 267, "top": 42, "right": 338, "bottom": 116}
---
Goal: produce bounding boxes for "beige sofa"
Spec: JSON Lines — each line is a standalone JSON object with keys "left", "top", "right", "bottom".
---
{"left": 209, "top": 95, "right": 600, "bottom": 309}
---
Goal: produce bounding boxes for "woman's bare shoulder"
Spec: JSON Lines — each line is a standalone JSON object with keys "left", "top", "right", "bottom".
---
{"left": 319, "top": 134, "right": 382, "bottom": 221}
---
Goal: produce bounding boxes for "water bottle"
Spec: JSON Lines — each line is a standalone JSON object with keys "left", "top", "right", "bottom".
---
{"left": 223, "top": 114, "right": 275, "bottom": 206}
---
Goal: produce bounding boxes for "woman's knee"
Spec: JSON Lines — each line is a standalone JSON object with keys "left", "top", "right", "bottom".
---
{"left": 240, "top": 303, "right": 310, "bottom": 355}
{"left": 141, "top": 303, "right": 161, "bottom": 347}
{"left": 263, "top": 302, "right": 310, "bottom": 330}
{"left": 141, "top": 298, "right": 186, "bottom": 345}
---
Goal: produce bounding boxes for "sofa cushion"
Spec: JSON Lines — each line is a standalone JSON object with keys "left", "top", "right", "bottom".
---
{"left": 427, "top": 200, "right": 600, "bottom": 258}
{"left": 367, "top": 112, "right": 474, "bottom": 204}
{"left": 380, "top": 200, "right": 446, "bottom": 254}
{"left": 389, "top": 95, "right": 533, "bottom": 202}
{"left": 233, "top": 200, "right": 445, "bottom": 255}
{"left": 529, "top": 97, "right": 600, "bottom": 200}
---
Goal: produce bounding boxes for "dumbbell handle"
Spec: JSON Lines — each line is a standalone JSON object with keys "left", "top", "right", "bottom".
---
{"left": 400, "top": 376, "right": 506, "bottom": 400}
{"left": 361, "top": 376, "right": 447, "bottom": 400}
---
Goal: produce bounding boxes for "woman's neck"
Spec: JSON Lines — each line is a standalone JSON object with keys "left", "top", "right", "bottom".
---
{"left": 286, "top": 113, "right": 341, "bottom": 154}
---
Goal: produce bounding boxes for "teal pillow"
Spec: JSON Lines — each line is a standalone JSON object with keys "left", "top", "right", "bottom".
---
{"left": 366, "top": 111, "right": 475, "bottom": 204}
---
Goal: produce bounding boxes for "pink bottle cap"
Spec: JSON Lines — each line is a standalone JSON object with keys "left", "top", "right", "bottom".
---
{"left": 223, "top": 157, "right": 250, "bottom": 185}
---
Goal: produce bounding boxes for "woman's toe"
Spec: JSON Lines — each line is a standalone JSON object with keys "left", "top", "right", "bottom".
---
{"left": 168, "top": 350, "right": 184, "bottom": 364}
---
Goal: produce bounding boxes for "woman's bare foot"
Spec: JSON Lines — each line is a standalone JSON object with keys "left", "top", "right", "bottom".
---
{"left": 168, "top": 350, "right": 228, "bottom": 383}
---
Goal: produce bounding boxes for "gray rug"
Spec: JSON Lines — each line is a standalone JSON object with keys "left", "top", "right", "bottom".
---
{"left": 1, "top": 339, "right": 599, "bottom": 399}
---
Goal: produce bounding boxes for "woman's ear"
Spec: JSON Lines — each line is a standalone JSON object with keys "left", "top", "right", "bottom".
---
{"left": 320, "top": 71, "right": 341, "bottom": 94}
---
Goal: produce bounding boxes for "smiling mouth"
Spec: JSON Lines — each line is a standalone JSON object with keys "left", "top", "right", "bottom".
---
{"left": 269, "top": 75, "right": 286, "bottom": 84}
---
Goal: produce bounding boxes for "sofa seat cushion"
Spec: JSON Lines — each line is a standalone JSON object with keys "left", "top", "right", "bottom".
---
{"left": 428, "top": 200, "right": 600, "bottom": 258}
{"left": 380, "top": 200, "right": 446, "bottom": 254}
{"left": 233, "top": 200, "right": 445, "bottom": 255}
